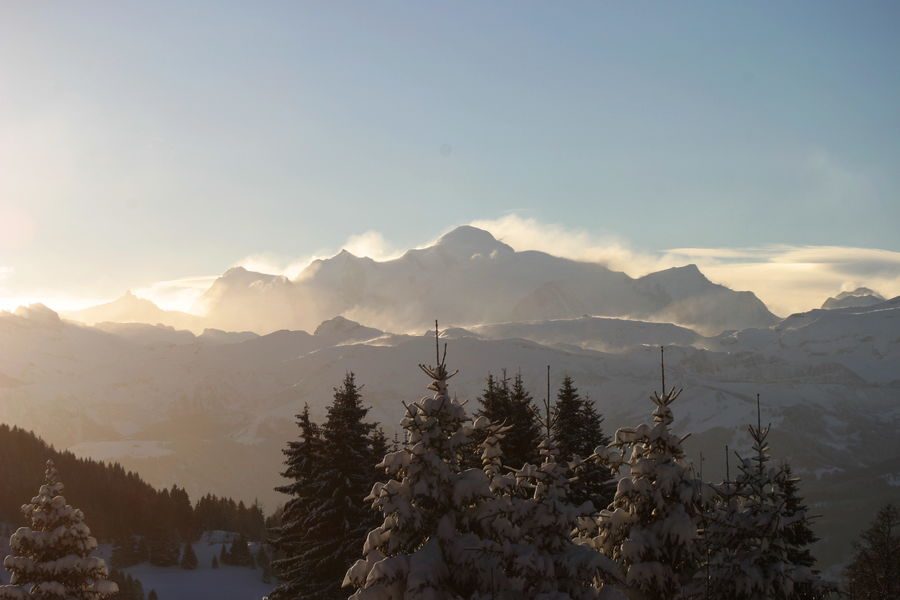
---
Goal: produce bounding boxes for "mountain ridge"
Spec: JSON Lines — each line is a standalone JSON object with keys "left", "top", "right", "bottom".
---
{"left": 83, "top": 226, "right": 775, "bottom": 335}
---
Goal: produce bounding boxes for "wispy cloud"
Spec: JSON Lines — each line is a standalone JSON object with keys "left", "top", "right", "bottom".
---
{"left": 471, "top": 214, "right": 900, "bottom": 316}
{"left": 234, "top": 230, "right": 404, "bottom": 280}
{"left": 134, "top": 275, "right": 219, "bottom": 313}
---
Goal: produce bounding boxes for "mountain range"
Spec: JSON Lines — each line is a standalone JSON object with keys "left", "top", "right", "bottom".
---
{"left": 67, "top": 226, "right": 778, "bottom": 335}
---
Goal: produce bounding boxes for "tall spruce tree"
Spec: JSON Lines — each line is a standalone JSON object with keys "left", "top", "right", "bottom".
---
{"left": 844, "top": 503, "right": 900, "bottom": 600}
{"left": 504, "top": 372, "right": 543, "bottom": 469}
{"left": 704, "top": 397, "right": 825, "bottom": 600}
{"left": 498, "top": 433, "right": 606, "bottom": 598}
{"left": 179, "top": 542, "right": 198, "bottom": 570}
{"left": 468, "top": 372, "right": 508, "bottom": 469}
{"left": 553, "top": 375, "right": 587, "bottom": 461}
{"left": 588, "top": 353, "right": 704, "bottom": 600}
{"left": 551, "top": 375, "right": 612, "bottom": 509}
{"left": 0, "top": 460, "right": 118, "bottom": 600}
{"left": 779, "top": 463, "right": 831, "bottom": 600}
{"left": 475, "top": 372, "right": 509, "bottom": 424}
{"left": 343, "top": 337, "right": 500, "bottom": 597}
{"left": 473, "top": 371, "right": 541, "bottom": 470}
{"left": 268, "top": 404, "right": 324, "bottom": 600}
{"left": 299, "top": 372, "right": 382, "bottom": 598}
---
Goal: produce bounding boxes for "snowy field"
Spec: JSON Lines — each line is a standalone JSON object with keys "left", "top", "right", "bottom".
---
{"left": 0, "top": 528, "right": 272, "bottom": 599}
{"left": 120, "top": 532, "right": 273, "bottom": 600}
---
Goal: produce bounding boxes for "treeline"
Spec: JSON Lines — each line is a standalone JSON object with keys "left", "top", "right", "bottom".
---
{"left": 267, "top": 364, "right": 617, "bottom": 599}
{"left": 267, "top": 342, "right": 848, "bottom": 600}
{"left": 0, "top": 424, "right": 265, "bottom": 542}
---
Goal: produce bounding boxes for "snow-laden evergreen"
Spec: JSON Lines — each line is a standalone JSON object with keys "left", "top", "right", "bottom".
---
{"left": 703, "top": 402, "right": 828, "bottom": 600}
{"left": 498, "top": 436, "right": 608, "bottom": 599}
{"left": 586, "top": 361, "right": 703, "bottom": 600}
{"left": 343, "top": 343, "right": 502, "bottom": 598}
{"left": 0, "top": 460, "right": 118, "bottom": 600}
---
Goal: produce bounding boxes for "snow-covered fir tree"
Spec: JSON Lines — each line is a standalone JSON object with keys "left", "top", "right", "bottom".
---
{"left": 343, "top": 336, "right": 501, "bottom": 598}
{"left": 843, "top": 503, "right": 900, "bottom": 600}
{"left": 587, "top": 353, "right": 703, "bottom": 600}
{"left": 0, "top": 460, "right": 118, "bottom": 600}
{"left": 471, "top": 367, "right": 608, "bottom": 598}
{"left": 703, "top": 397, "right": 824, "bottom": 600}
{"left": 268, "top": 404, "right": 325, "bottom": 600}
{"left": 501, "top": 435, "right": 607, "bottom": 599}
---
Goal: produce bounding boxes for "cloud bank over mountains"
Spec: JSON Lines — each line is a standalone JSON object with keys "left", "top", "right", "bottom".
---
{"left": 65, "top": 225, "right": 781, "bottom": 336}
{"left": 471, "top": 215, "right": 900, "bottom": 316}
{"left": 3, "top": 216, "right": 899, "bottom": 319}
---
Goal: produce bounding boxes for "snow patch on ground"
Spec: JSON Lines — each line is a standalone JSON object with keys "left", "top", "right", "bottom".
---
{"left": 122, "top": 533, "right": 272, "bottom": 600}
{"left": 881, "top": 472, "right": 900, "bottom": 487}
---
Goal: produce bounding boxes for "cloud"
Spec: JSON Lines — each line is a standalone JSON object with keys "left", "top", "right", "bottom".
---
{"left": 234, "top": 230, "right": 404, "bottom": 281}
{"left": 470, "top": 214, "right": 678, "bottom": 275}
{"left": 471, "top": 215, "right": 900, "bottom": 316}
{"left": 134, "top": 275, "right": 219, "bottom": 313}
{"left": 342, "top": 230, "right": 403, "bottom": 262}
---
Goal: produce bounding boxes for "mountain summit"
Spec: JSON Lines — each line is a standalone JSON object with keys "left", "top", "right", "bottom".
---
{"left": 193, "top": 226, "right": 777, "bottom": 334}
{"left": 822, "top": 287, "right": 885, "bottom": 310}
{"left": 434, "top": 225, "right": 514, "bottom": 257}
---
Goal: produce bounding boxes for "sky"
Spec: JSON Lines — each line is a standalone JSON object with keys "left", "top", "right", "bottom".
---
{"left": 1, "top": 2, "right": 899, "bottom": 316}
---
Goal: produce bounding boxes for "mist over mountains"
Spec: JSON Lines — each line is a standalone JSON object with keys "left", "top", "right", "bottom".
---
{"left": 67, "top": 226, "right": 779, "bottom": 336}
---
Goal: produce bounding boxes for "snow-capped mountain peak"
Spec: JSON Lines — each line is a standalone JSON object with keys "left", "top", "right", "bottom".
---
{"left": 822, "top": 287, "right": 886, "bottom": 310}
{"left": 433, "top": 225, "right": 514, "bottom": 257}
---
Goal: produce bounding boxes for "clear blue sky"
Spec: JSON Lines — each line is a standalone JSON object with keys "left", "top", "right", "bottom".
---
{"left": 1, "top": 2, "right": 899, "bottom": 305}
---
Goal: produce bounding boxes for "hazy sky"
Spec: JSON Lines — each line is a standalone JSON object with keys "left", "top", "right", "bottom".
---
{"left": 1, "top": 2, "right": 899, "bottom": 313}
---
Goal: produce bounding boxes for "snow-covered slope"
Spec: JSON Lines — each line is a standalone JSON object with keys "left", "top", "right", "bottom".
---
{"left": 715, "top": 296, "right": 900, "bottom": 384}
{"left": 468, "top": 316, "right": 704, "bottom": 352}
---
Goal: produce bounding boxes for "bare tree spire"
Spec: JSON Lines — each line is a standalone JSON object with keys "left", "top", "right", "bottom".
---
{"left": 661, "top": 345, "right": 666, "bottom": 394}
{"left": 725, "top": 444, "right": 730, "bottom": 485}
{"left": 756, "top": 392, "right": 762, "bottom": 433}
{"left": 418, "top": 319, "right": 458, "bottom": 391}
{"left": 545, "top": 365, "right": 552, "bottom": 439}
{"left": 434, "top": 319, "right": 441, "bottom": 367}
